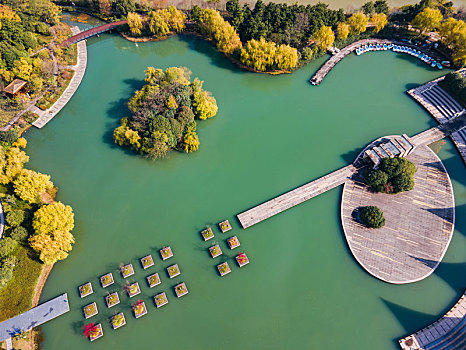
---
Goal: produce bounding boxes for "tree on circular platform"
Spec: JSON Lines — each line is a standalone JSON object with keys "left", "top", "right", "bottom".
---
{"left": 360, "top": 206, "right": 385, "bottom": 228}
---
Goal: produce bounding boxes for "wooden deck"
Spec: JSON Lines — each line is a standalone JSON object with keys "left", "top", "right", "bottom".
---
{"left": 341, "top": 139, "right": 455, "bottom": 283}
{"left": 237, "top": 165, "right": 357, "bottom": 228}
{"left": 399, "top": 291, "right": 466, "bottom": 349}
{"left": 0, "top": 293, "right": 70, "bottom": 342}
{"left": 32, "top": 27, "right": 87, "bottom": 129}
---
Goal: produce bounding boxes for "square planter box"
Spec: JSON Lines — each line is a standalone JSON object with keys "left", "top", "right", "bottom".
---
{"left": 218, "top": 220, "right": 232, "bottom": 233}
{"left": 120, "top": 264, "right": 134, "bottom": 278}
{"left": 78, "top": 282, "right": 93, "bottom": 298}
{"left": 217, "top": 262, "right": 231, "bottom": 277}
{"left": 201, "top": 227, "right": 214, "bottom": 241}
{"left": 227, "top": 236, "right": 240, "bottom": 249}
{"left": 100, "top": 273, "right": 114, "bottom": 288}
{"left": 209, "top": 244, "right": 222, "bottom": 258}
{"left": 89, "top": 323, "right": 103, "bottom": 342}
{"left": 105, "top": 292, "right": 120, "bottom": 308}
{"left": 166, "top": 264, "right": 181, "bottom": 279}
{"left": 160, "top": 246, "right": 173, "bottom": 260}
{"left": 154, "top": 292, "right": 168, "bottom": 308}
{"left": 133, "top": 301, "right": 148, "bottom": 319}
{"left": 127, "top": 282, "right": 141, "bottom": 298}
{"left": 236, "top": 253, "right": 249, "bottom": 267}
{"left": 83, "top": 302, "right": 98, "bottom": 319}
{"left": 111, "top": 312, "right": 126, "bottom": 330}
{"left": 140, "top": 255, "right": 154, "bottom": 269}
{"left": 174, "top": 282, "right": 188, "bottom": 298}
{"left": 146, "top": 273, "right": 161, "bottom": 288}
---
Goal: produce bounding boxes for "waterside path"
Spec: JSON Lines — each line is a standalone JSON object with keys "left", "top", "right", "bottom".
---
{"left": 32, "top": 27, "right": 87, "bottom": 129}
{"left": 398, "top": 291, "right": 466, "bottom": 350}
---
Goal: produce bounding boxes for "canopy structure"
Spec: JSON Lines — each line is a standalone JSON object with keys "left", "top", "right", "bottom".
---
{"left": 3, "top": 79, "right": 27, "bottom": 95}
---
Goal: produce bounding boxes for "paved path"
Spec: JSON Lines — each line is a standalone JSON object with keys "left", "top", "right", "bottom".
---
{"left": 32, "top": 27, "right": 87, "bottom": 129}
{"left": 310, "top": 39, "right": 443, "bottom": 86}
{"left": 237, "top": 165, "right": 357, "bottom": 228}
{"left": 0, "top": 293, "right": 69, "bottom": 342}
{"left": 341, "top": 138, "right": 455, "bottom": 283}
{"left": 408, "top": 69, "right": 466, "bottom": 164}
{"left": 399, "top": 291, "right": 466, "bottom": 349}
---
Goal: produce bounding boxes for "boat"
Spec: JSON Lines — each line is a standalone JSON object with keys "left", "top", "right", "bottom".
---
{"left": 436, "top": 62, "right": 443, "bottom": 69}
{"left": 441, "top": 60, "right": 450, "bottom": 67}
{"left": 431, "top": 60, "right": 437, "bottom": 68}
{"left": 388, "top": 44, "right": 393, "bottom": 49}
{"left": 383, "top": 44, "right": 387, "bottom": 50}
{"left": 356, "top": 48, "right": 361, "bottom": 55}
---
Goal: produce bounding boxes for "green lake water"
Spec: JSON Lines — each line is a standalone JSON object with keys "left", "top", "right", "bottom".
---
{"left": 24, "top": 33, "right": 466, "bottom": 350}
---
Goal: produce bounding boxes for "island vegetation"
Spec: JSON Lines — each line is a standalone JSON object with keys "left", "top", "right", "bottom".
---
{"left": 364, "top": 157, "right": 417, "bottom": 193}
{"left": 0, "top": 131, "right": 75, "bottom": 322}
{"left": 360, "top": 206, "right": 385, "bottom": 228}
{"left": 439, "top": 72, "right": 466, "bottom": 106}
{"left": 113, "top": 66, "right": 217, "bottom": 159}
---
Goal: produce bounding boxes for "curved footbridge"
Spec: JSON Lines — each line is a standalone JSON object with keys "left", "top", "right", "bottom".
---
{"left": 398, "top": 291, "right": 466, "bottom": 350}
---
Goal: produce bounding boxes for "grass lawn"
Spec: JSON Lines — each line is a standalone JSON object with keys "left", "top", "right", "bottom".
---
{"left": 0, "top": 247, "right": 43, "bottom": 322}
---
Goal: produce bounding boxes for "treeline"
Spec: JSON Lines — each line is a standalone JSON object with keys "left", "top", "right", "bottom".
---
{"left": 126, "top": 6, "right": 185, "bottom": 37}
{"left": 439, "top": 72, "right": 466, "bottom": 106}
{"left": 114, "top": 67, "right": 218, "bottom": 159}
{"left": 0, "top": 130, "right": 75, "bottom": 291}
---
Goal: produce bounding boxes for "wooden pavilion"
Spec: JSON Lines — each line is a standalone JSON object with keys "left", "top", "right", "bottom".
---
{"left": 3, "top": 79, "right": 27, "bottom": 95}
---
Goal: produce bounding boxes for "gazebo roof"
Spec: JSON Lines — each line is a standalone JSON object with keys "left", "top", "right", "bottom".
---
{"left": 3, "top": 79, "right": 27, "bottom": 95}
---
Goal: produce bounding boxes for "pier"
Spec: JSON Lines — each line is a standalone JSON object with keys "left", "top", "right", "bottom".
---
{"left": 237, "top": 112, "right": 466, "bottom": 230}
{"left": 399, "top": 291, "right": 466, "bottom": 349}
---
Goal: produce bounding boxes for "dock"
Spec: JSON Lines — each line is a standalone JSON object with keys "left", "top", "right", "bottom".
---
{"left": 0, "top": 293, "right": 70, "bottom": 342}
{"left": 237, "top": 164, "right": 357, "bottom": 228}
{"left": 399, "top": 291, "right": 466, "bottom": 349}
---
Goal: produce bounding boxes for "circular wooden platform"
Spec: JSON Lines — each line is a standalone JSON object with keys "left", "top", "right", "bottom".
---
{"left": 341, "top": 138, "right": 455, "bottom": 284}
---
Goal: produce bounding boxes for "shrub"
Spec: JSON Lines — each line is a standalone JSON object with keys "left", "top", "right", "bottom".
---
{"left": 364, "top": 169, "right": 388, "bottom": 191}
{"left": 360, "top": 206, "right": 385, "bottom": 228}
{"left": 0, "top": 130, "right": 19, "bottom": 145}
{"left": 392, "top": 173, "right": 414, "bottom": 193}
{"left": 0, "top": 237, "right": 17, "bottom": 257}
{"left": 6, "top": 210, "right": 25, "bottom": 227}
{"left": 379, "top": 157, "right": 404, "bottom": 178}
{"left": 0, "top": 257, "right": 17, "bottom": 290}
{"left": 365, "top": 157, "right": 416, "bottom": 194}
{"left": 9, "top": 226, "right": 29, "bottom": 242}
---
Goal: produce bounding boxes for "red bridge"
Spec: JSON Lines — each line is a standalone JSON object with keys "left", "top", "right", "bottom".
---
{"left": 60, "top": 20, "right": 127, "bottom": 47}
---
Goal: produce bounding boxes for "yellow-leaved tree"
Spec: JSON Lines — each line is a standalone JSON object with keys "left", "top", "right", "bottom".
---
{"left": 439, "top": 18, "right": 466, "bottom": 66}
{"left": 13, "top": 169, "right": 54, "bottom": 203}
{"left": 371, "top": 13, "right": 388, "bottom": 33}
{"left": 312, "top": 26, "right": 335, "bottom": 51}
{"left": 148, "top": 6, "right": 185, "bottom": 36}
{"left": 412, "top": 7, "right": 443, "bottom": 33}
{"left": 337, "top": 22, "right": 350, "bottom": 40}
{"left": 127, "top": 12, "right": 143, "bottom": 36}
{"left": 275, "top": 44, "right": 298, "bottom": 70}
{"left": 347, "top": 13, "right": 369, "bottom": 35}
{"left": 0, "top": 4, "right": 21, "bottom": 22}
{"left": 29, "top": 202, "right": 75, "bottom": 264}
{"left": 184, "top": 131, "right": 200, "bottom": 152}
{"left": 192, "top": 78, "right": 218, "bottom": 120}
{"left": 0, "top": 146, "right": 29, "bottom": 184}
{"left": 240, "top": 37, "right": 276, "bottom": 71}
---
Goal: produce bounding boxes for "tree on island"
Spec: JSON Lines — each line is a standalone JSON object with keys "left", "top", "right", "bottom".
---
{"left": 113, "top": 66, "right": 218, "bottom": 159}
{"left": 360, "top": 206, "right": 385, "bottom": 228}
{"left": 364, "top": 157, "right": 416, "bottom": 194}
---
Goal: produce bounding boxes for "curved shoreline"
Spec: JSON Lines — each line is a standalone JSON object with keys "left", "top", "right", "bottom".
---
{"left": 341, "top": 136, "right": 455, "bottom": 284}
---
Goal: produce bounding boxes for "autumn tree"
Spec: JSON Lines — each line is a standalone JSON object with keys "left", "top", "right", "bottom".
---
{"left": 0, "top": 146, "right": 29, "bottom": 184}
{"left": 439, "top": 18, "right": 466, "bottom": 66}
{"left": 148, "top": 6, "right": 186, "bottom": 36}
{"left": 412, "top": 7, "right": 443, "bottom": 33}
{"left": 371, "top": 13, "right": 388, "bottom": 33}
{"left": 99, "top": 0, "right": 112, "bottom": 16}
{"left": 347, "top": 13, "right": 369, "bottom": 35}
{"left": 13, "top": 169, "right": 54, "bottom": 203}
{"left": 275, "top": 44, "right": 298, "bottom": 70}
{"left": 337, "top": 22, "right": 350, "bottom": 40}
{"left": 29, "top": 202, "right": 75, "bottom": 264}
{"left": 184, "top": 132, "right": 199, "bottom": 152}
{"left": 312, "top": 26, "right": 335, "bottom": 51}
{"left": 240, "top": 37, "right": 276, "bottom": 71}
{"left": 127, "top": 12, "right": 143, "bottom": 36}
{"left": 192, "top": 78, "right": 218, "bottom": 120}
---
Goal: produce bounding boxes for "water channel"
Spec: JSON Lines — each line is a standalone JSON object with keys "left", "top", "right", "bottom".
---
{"left": 25, "top": 24, "right": 466, "bottom": 349}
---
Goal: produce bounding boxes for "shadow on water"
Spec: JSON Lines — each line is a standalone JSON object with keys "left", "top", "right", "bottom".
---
{"left": 406, "top": 83, "right": 420, "bottom": 90}
{"left": 441, "top": 155, "right": 466, "bottom": 188}
{"left": 340, "top": 147, "right": 362, "bottom": 164}
{"left": 434, "top": 261, "right": 466, "bottom": 292}
{"left": 381, "top": 298, "right": 434, "bottom": 335}
{"left": 454, "top": 204, "right": 466, "bottom": 237}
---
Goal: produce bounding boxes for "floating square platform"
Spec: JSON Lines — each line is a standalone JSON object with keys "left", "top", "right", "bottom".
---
{"left": 133, "top": 301, "right": 148, "bottom": 319}
{"left": 111, "top": 312, "right": 126, "bottom": 330}
{"left": 209, "top": 244, "right": 223, "bottom": 258}
{"left": 219, "top": 220, "right": 232, "bottom": 233}
{"left": 227, "top": 236, "right": 240, "bottom": 249}
{"left": 127, "top": 282, "right": 141, "bottom": 298}
{"left": 154, "top": 292, "right": 168, "bottom": 308}
{"left": 100, "top": 273, "right": 114, "bottom": 288}
{"left": 174, "top": 282, "right": 189, "bottom": 298}
{"left": 201, "top": 227, "right": 214, "bottom": 241}
{"left": 160, "top": 246, "right": 173, "bottom": 260}
{"left": 120, "top": 264, "right": 135, "bottom": 278}
{"left": 236, "top": 253, "right": 249, "bottom": 267}
{"left": 105, "top": 292, "right": 120, "bottom": 308}
{"left": 89, "top": 323, "right": 103, "bottom": 341}
{"left": 83, "top": 302, "right": 98, "bottom": 319}
{"left": 140, "top": 255, "right": 154, "bottom": 269}
{"left": 79, "top": 282, "right": 93, "bottom": 298}
{"left": 147, "top": 272, "right": 161, "bottom": 288}
{"left": 167, "top": 264, "right": 181, "bottom": 279}
{"left": 217, "top": 262, "right": 231, "bottom": 276}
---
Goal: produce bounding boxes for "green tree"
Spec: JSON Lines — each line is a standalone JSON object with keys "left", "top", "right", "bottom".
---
{"left": 364, "top": 169, "right": 388, "bottom": 191}
{"left": 6, "top": 210, "right": 25, "bottom": 227}
{"left": 0, "top": 130, "right": 18, "bottom": 145}
{"left": 0, "top": 257, "right": 17, "bottom": 289}
{"left": 13, "top": 169, "right": 54, "bottom": 203}
{"left": 374, "top": 0, "right": 390, "bottom": 15}
{"left": 0, "top": 237, "right": 17, "bottom": 257}
{"left": 360, "top": 206, "right": 385, "bottom": 228}
{"left": 362, "top": 1, "right": 375, "bottom": 15}
{"left": 412, "top": 7, "right": 443, "bottom": 33}
{"left": 312, "top": 25, "right": 335, "bottom": 51}
{"left": 379, "top": 157, "right": 404, "bottom": 178}
{"left": 112, "top": 0, "right": 135, "bottom": 16}
{"left": 226, "top": 0, "right": 244, "bottom": 30}
{"left": 9, "top": 226, "right": 29, "bottom": 242}
{"left": 347, "top": 13, "right": 369, "bottom": 35}
{"left": 392, "top": 173, "right": 414, "bottom": 193}
{"left": 337, "top": 22, "right": 350, "bottom": 40}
